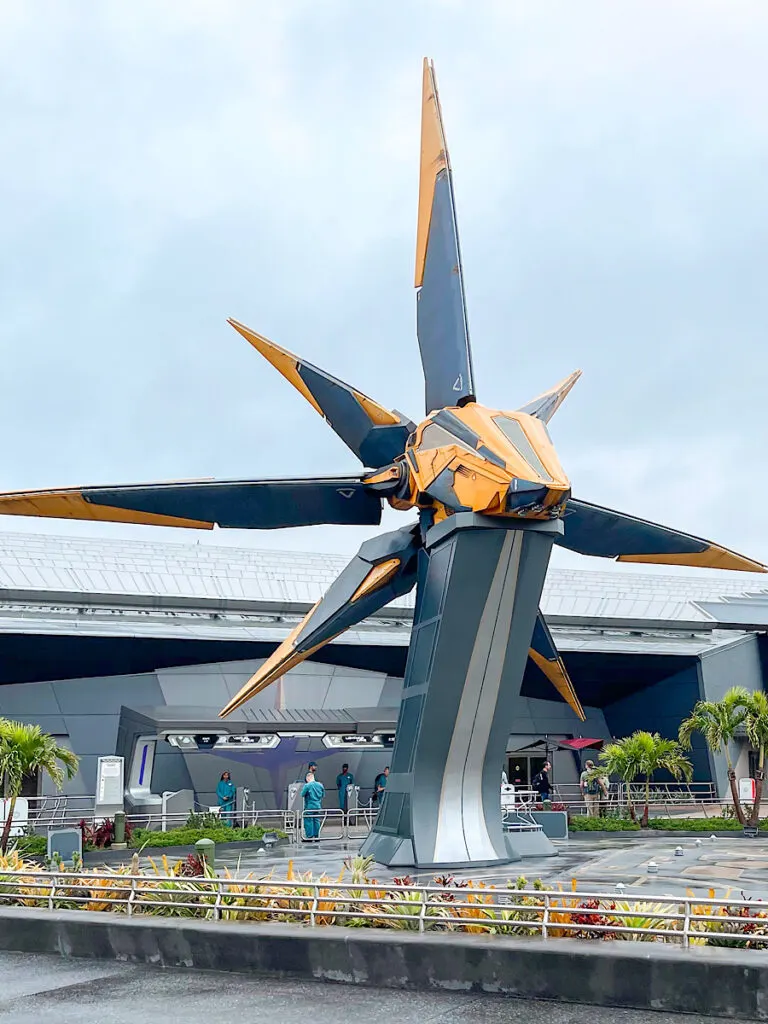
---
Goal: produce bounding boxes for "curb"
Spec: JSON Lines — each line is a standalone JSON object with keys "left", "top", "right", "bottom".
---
{"left": 0, "top": 907, "right": 767, "bottom": 1018}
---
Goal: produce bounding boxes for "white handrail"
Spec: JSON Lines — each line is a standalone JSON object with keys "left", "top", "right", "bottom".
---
{"left": 0, "top": 869, "right": 764, "bottom": 945}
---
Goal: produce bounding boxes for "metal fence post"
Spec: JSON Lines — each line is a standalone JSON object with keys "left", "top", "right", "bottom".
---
{"left": 542, "top": 893, "right": 550, "bottom": 940}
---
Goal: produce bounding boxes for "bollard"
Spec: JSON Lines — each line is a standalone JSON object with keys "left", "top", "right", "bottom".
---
{"left": 195, "top": 838, "right": 215, "bottom": 870}
{"left": 112, "top": 811, "right": 127, "bottom": 850}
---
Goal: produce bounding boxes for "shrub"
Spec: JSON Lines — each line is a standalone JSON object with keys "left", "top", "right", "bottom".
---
{"left": 129, "top": 824, "right": 285, "bottom": 849}
{"left": 10, "top": 834, "right": 47, "bottom": 856}
{"left": 647, "top": 817, "right": 764, "bottom": 832}
{"left": 185, "top": 811, "right": 225, "bottom": 830}
{"left": 569, "top": 816, "right": 640, "bottom": 832}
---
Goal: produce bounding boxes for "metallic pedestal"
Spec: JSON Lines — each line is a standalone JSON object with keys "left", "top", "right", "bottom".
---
{"left": 361, "top": 513, "right": 561, "bottom": 868}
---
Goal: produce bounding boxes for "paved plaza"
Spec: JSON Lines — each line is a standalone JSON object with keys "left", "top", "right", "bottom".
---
{"left": 116, "top": 833, "right": 768, "bottom": 900}
{"left": 0, "top": 952, "right": 751, "bottom": 1023}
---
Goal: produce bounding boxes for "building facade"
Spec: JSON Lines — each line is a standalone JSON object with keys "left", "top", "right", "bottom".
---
{"left": 0, "top": 530, "right": 766, "bottom": 811}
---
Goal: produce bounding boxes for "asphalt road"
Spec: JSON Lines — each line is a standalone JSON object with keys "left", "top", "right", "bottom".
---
{"left": 0, "top": 951, "right": 752, "bottom": 1023}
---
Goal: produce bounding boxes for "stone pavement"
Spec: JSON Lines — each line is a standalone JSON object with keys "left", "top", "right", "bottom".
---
{"left": 114, "top": 833, "right": 768, "bottom": 899}
{"left": 0, "top": 951, "right": 753, "bottom": 1023}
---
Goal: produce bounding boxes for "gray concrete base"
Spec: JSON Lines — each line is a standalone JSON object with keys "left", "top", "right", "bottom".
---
{"left": 504, "top": 830, "right": 558, "bottom": 858}
{"left": 530, "top": 811, "right": 569, "bottom": 839}
{"left": 1, "top": 908, "right": 768, "bottom": 1019}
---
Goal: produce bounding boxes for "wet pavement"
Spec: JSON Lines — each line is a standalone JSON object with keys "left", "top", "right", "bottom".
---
{"left": 0, "top": 952, "right": 753, "bottom": 1023}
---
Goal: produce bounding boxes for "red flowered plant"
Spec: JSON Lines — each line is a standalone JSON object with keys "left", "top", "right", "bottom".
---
{"left": 178, "top": 853, "right": 205, "bottom": 877}
{"left": 78, "top": 817, "right": 133, "bottom": 850}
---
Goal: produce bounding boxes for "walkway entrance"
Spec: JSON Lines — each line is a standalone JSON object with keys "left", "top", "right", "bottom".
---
{"left": 506, "top": 753, "right": 547, "bottom": 787}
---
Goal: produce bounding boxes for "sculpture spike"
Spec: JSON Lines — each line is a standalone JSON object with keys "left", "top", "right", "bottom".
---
{"left": 518, "top": 370, "right": 582, "bottom": 424}
{"left": 229, "top": 319, "right": 414, "bottom": 466}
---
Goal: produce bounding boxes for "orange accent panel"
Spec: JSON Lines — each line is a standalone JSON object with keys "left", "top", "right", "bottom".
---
{"left": 415, "top": 58, "right": 449, "bottom": 288}
{"left": 0, "top": 490, "right": 213, "bottom": 530}
{"left": 228, "top": 319, "right": 324, "bottom": 417}
{"left": 350, "top": 558, "right": 402, "bottom": 602}
{"left": 219, "top": 602, "right": 338, "bottom": 717}
{"left": 363, "top": 466, "right": 401, "bottom": 486}
{"left": 529, "top": 648, "right": 586, "bottom": 721}
{"left": 618, "top": 549, "right": 767, "bottom": 573}
{"left": 451, "top": 467, "right": 506, "bottom": 515}
{"left": 353, "top": 391, "right": 401, "bottom": 426}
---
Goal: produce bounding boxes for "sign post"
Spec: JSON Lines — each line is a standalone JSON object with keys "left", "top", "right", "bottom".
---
{"left": 94, "top": 756, "right": 124, "bottom": 821}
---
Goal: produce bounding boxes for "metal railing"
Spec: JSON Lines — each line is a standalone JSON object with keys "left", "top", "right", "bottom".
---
{"left": 4, "top": 779, "right": 724, "bottom": 840}
{"left": 0, "top": 868, "right": 765, "bottom": 946}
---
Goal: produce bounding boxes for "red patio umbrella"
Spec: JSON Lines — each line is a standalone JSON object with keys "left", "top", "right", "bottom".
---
{"left": 558, "top": 738, "right": 604, "bottom": 751}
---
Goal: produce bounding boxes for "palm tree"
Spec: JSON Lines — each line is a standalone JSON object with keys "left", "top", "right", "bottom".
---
{"left": 0, "top": 719, "right": 79, "bottom": 853}
{"left": 679, "top": 687, "right": 749, "bottom": 825}
{"left": 740, "top": 690, "right": 768, "bottom": 827}
{"left": 595, "top": 731, "right": 692, "bottom": 827}
{"left": 591, "top": 736, "right": 644, "bottom": 820}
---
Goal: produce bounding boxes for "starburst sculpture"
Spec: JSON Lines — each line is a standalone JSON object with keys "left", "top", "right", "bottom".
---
{"left": 1, "top": 60, "right": 763, "bottom": 867}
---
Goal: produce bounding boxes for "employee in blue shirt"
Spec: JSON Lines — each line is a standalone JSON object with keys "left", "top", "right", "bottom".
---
{"left": 216, "top": 771, "right": 236, "bottom": 826}
{"left": 372, "top": 766, "right": 389, "bottom": 806}
{"left": 336, "top": 763, "right": 354, "bottom": 813}
{"left": 301, "top": 771, "right": 325, "bottom": 841}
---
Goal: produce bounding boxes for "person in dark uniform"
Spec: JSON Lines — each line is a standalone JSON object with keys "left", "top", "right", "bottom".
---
{"left": 532, "top": 761, "right": 552, "bottom": 803}
{"left": 336, "top": 763, "right": 354, "bottom": 812}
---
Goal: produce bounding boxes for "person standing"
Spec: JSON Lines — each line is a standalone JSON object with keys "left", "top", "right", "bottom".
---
{"left": 301, "top": 771, "right": 325, "bottom": 841}
{"left": 372, "top": 766, "right": 389, "bottom": 806}
{"left": 532, "top": 761, "right": 552, "bottom": 803}
{"left": 580, "top": 759, "right": 606, "bottom": 817}
{"left": 336, "top": 763, "right": 354, "bottom": 813}
{"left": 216, "top": 771, "right": 237, "bottom": 826}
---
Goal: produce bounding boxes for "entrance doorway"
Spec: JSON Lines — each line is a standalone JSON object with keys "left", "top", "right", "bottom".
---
{"left": 506, "top": 754, "right": 547, "bottom": 788}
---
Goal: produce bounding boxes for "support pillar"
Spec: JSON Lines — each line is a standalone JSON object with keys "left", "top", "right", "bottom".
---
{"left": 361, "top": 513, "right": 562, "bottom": 869}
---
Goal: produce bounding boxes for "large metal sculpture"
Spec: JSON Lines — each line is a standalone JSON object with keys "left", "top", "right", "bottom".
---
{"left": 0, "top": 61, "right": 764, "bottom": 867}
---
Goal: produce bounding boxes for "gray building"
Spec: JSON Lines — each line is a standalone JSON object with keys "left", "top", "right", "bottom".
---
{"left": 0, "top": 529, "right": 766, "bottom": 809}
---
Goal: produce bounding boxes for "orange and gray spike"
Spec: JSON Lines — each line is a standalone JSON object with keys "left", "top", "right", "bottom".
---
{"left": 518, "top": 370, "right": 582, "bottom": 424}
{"left": 557, "top": 499, "right": 767, "bottom": 574}
{"left": 0, "top": 476, "right": 383, "bottom": 531}
{"left": 229, "top": 319, "right": 414, "bottom": 468}
{"left": 414, "top": 58, "right": 475, "bottom": 413}
{"left": 219, "top": 524, "right": 422, "bottom": 718}
{"left": 529, "top": 611, "right": 585, "bottom": 721}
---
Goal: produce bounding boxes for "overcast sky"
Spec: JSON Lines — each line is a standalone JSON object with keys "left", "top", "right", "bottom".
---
{"left": 1, "top": 0, "right": 766, "bottom": 579}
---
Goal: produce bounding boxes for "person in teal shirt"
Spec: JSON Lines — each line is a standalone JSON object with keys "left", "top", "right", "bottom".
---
{"left": 336, "top": 763, "right": 354, "bottom": 813}
{"left": 372, "top": 766, "right": 389, "bottom": 806}
{"left": 301, "top": 771, "right": 325, "bottom": 841}
{"left": 216, "top": 771, "right": 236, "bottom": 826}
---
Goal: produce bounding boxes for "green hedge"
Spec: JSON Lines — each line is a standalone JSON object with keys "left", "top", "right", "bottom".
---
{"left": 570, "top": 815, "right": 768, "bottom": 833}
{"left": 569, "top": 816, "right": 640, "bottom": 831}
{"left": 11, "top": 835, "right": 48, "bottom": 856}
{"left": 129, "top": 824, "right": 286, "bottom": 849}
{"left": 647, "top": 817, "right": 768, "bottom": 832}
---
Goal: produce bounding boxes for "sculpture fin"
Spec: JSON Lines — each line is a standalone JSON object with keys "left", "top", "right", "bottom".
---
{"left": 229, "top": 319, "right": 414, "bottom": 467}
{"left": 558, "top": 499, "right": 767, "bottom": 573}
{"left": 518, "top": 370, "right": 582, "bottom": 424}
{"left": 219, "top": 525, "right": 422, "bottom": 717}
{"left": 414, "top": 59, "right": 475, "bottom": 413}
{"left": 529, "top": 611, "right": 585, "bottom": 721}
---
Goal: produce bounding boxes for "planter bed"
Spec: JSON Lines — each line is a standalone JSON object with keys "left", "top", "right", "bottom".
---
{"left": 82, "top": 837, "right": 289, "bottom": 866}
